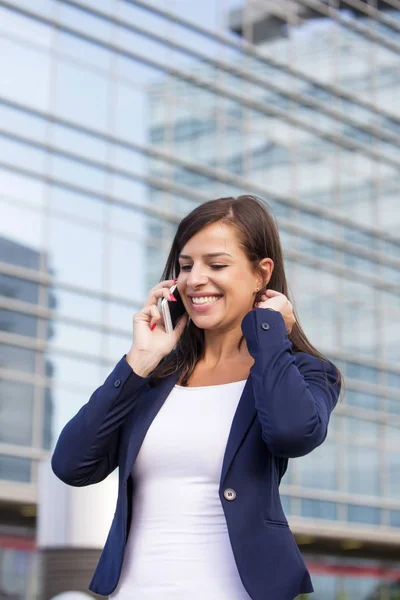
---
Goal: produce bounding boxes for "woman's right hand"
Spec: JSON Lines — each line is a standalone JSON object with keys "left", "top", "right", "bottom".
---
{"left": 125, "top": 279, "right": 188, "bottom": 377}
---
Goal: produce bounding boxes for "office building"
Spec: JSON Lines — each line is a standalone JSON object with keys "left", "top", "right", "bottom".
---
{"left": 0, "top": 0, "right": 399, "bottom": 598}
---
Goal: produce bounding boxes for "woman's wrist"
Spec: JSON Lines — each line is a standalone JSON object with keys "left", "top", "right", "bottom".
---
{"left": 125, "top": 347, "right": 161, "bottom": 378}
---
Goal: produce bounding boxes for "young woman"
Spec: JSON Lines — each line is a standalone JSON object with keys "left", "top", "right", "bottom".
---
{"left": 52, "top": 195, "right": 342, "bottom": 600}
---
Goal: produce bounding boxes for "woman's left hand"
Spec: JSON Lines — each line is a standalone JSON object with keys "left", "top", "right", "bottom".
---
{"left": 256, "top": 289, "right": 296, "bottom": 334}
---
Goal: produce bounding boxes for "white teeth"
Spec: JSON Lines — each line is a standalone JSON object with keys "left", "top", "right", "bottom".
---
{"left": 191, "top": 296, "right": 221, "bottom": 305}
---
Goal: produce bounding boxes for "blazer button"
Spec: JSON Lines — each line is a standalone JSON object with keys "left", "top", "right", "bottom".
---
{"left": 223, "top": 488, "right": 237, "bottom": 501}
{"left": 261, "top": 322, "right": 270, "bottom": 331}
{"left": 114, "top": 379, "right": 121, "bottom": 388}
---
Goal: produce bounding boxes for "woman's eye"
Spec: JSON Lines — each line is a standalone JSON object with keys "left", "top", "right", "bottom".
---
{"left": 179, "top": 265, "right": 227, "bottom": 271}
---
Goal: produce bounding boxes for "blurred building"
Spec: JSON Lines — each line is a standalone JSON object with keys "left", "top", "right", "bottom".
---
{"left": 0, "top": 0, "right": 399, "bottom": 599}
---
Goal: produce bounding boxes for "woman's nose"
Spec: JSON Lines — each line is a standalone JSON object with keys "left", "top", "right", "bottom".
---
{"left": 186, "top": 266, "right": 208, "bottom": 287}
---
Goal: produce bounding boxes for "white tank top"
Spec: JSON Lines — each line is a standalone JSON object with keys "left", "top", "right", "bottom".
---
{"left": 110, "top": 380, "right": 252, "bottom": 600}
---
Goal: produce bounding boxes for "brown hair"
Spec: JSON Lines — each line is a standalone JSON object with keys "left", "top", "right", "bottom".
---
{"left": 149, "top": 195, "right": 343, "bottom": 390}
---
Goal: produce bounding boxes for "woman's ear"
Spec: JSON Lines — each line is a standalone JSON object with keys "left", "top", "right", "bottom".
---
{"left": 258, "top": 258, "right": 274, "bottom": 287}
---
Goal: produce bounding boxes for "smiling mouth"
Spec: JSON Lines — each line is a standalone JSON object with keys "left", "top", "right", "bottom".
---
{"left": 190, "top": 295, "right": 223, "bottom": 305}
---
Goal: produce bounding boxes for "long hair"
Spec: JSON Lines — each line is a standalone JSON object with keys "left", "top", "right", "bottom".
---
{"left": 149, "top": 195, "right": 343, "bottom": 390}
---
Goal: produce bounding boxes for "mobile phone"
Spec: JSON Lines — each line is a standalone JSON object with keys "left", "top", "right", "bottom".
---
{"left": 161, "top": 284, "right": 187, "bottom": 334}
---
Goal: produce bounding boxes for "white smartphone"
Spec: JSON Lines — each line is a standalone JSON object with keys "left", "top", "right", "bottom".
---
{"left": 160, "top": 284, "right": 187, "bottom": 334}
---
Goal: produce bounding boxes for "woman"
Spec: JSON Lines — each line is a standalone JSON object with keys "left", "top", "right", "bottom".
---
{"left": 52, "top": 195, "right": 342, "bottom": 600}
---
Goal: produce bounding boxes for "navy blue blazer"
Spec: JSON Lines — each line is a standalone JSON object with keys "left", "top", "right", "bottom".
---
{"left": 51, "top": 308, "right": 340, "bottom": 600}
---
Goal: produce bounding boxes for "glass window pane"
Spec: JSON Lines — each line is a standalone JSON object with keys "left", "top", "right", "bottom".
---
{"left": 0, "top": 37, "right": 50, "bottom": 110}
{"left": 0, "top": 455, "right": 31, "bottom": 483}
{"left": 0, "top": 168, "right": 46, "bottom": 209}
{"left": 54, "top": 60, "right": 109, "bottom": 131}
{"left": 298, "top": 441, "right": 338, "bottom": 491}
{"left": 0, "top": 203, "right": 43, "bottom": 252}
{"left": 108, "top": 234, "right": 147, "bottom": 301}
{"left": 0, "top": 344, "right": 37, "bottom": 373}
{"left": 47, "top": 217, "right": 104, "bottom": 291}
{"left": 0, "top": 309, "right": 38, "bottom": 338}
{"left": 53, "top": 288, "right": 104, "bottom": 326}
{"left": 301, "top": 499, "right": 337, "bottom": 520}
{"left": 386, "top": 453, "right": 400, "bottom": 499}
{"left": 344, "top": 446, "right": 380, "bottom": 496}
{"left": 49, "top": 186, "right": 105, "bottom": 224}
{"left": 0, "top": 380, "right": 34, "bottom": 445}
{"left": 347, "top": 504, "right": 381, "bottom": 525}
{"left": 0, "top": 273, "right": 39, "bottom": 304}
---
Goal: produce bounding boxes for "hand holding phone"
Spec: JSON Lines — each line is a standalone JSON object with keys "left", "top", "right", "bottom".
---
{"left": 161, "top": 284, "right": 187, "bottom": 334}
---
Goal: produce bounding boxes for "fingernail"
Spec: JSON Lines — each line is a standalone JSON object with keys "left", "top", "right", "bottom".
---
{"left": 151, "top": 323, "right": 156, "bottom": 331}
{"left": 169, "top": 293, "right": 177, "bottom": 301}
{"left": 173, "top": 277, "right": 178, "bottom": 282}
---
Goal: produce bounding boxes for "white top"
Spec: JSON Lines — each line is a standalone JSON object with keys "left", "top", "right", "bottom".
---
{"left": 110, "top": 380, "right": 252, "bottom": 600}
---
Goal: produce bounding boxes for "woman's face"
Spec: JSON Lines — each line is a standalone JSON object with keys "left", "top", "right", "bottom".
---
{"left": 177, "top": 222, "right": 273, "bottom": 332}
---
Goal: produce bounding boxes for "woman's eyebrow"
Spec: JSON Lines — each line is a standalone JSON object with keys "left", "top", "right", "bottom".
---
{"left": 179, "top": 252, "right": 233, "bottom": 259}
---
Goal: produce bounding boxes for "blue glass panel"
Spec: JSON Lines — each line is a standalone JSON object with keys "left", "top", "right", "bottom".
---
{"left": 280, "top": 495, "right": 291, "bottom": 516}
{"left": 347, "top": 504, "right": 380, "bottom": 525}
{"left": 301, "top": 499, "right": 337, "bottom": 520}
{"left": 344, "top": 446, "right": 380, "bottom": 496}
{"left": 54, "top": 60, "right": 109, "bottom": 131}
{"left": 345, "top": 390, "right": 379, "bottom": 411}
{"left": 0, "top": 37, "right": 50, "bottom": 110}
{"left": 389, "top": 510, "right": 400, "bottom": 528}
{"left": 0, "top": 380, "right": 34, "bottom": 446}
{"left": 0, "top": 344, "right": 37, "bottom": 373}
{"left": 0, "top": 455, "right": 31, "bottom": 483}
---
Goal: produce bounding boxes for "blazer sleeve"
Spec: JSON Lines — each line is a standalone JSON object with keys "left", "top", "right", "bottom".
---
{"left": 241, "top": 307, "right": 341, "bottom": 458}
{"left": 51, "top": 356, "right": 150, "bottom": 487}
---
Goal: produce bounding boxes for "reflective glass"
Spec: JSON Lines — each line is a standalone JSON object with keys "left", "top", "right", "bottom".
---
{"left": 46, "top": 353, "right": 103, "bottom": 392}
{"left": 0, "top": 455, "right": 31, "bottom": 482}
{"left": 55, "top": 30, "right": 112, "bottom": 70}
{"left": 54, "top": 60, "right": 109, "bottom": 131}
{"left": 0, "top": 344, "right": 37, "bottom": 373}
{"left": 52, "top": 123, "right": 108, "bottom": 163}
{"left": 298, "top": 441, "right": 337, "bottom": 491}
{"left": 343, "top": 417, "right": 379, "bottom": 443}
{"left": 47, "top": 216, "right": 104, "bottom": 290}
{"left": 386, "top": 453, "right": 400, "bottom": 499}
{"left": 0, "top": 6, "right": 52, "bottom": 45}
{"left": 0, "top": 37, "right": 50, "bottom": 110}
{"left": 0, "top": 309, "right": 38, "bottom": 338}
{"left": 113, "top": 83, "right": 148, "bottom": 144}
{"left": 108, "top": 234, "right": 147, "bottom": 301}
{"left": 58, "top": 3, "right": 112, "bottom": 42}
{"left": 347, "top": 504, "right": 381, "bottom": 526}
{"left": 0, "top": 135, "right": 46, "bottom": 175}
{"left": 0, "top": 168, "right": 46, "bottom": 209}
{"left": 48, "top": 321, "right": 102, "bottom": 358}
{"left": 53, "top": 288, "right": 104, "bottom": 326}
{"left": 389, "top": 510, "right": 400, "bottom": 528}
{"left": 0, "top": 103, "right": 47, "bottom": 145}
{"left": 345, "top": 390, "right": 379, "bottom": 411}
{"left": 49, "top": 186, "right": 105, "bottom": 225}
{"left": 0, "top": 380, "right": 34, "bottom": 445}
{"left": 107, "top": 301, "right": 139, "bottom": 333}
{"left": 0, "top": 201, "right": 43, "bottom": 252}
{"left": 105, "top": 332, "right": 132, "bottom": 362}
{"left": 301, "top": 499, "right": 337, "bottom": 520}
{"left": 344, "top": 446, "right": 380, "bottom": 496}
{"left": 0, "top": 273, "right": 39, "bottom": 304}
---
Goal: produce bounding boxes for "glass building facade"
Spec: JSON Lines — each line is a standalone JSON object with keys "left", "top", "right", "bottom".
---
{"left": 0, "top": 0, "right": 399, "bottom": 598}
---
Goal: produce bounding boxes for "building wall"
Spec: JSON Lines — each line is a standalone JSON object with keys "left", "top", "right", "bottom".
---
{"left": 0, "top": 1, "right": 399, "bottom": 598}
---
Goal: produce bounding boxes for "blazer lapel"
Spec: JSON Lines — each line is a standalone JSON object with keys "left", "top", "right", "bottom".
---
{"left": 123, "top": 372, "right": 180, "bottom": 481}
{"left": 220, "top": 375, "right": 256, "bottom": 483}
